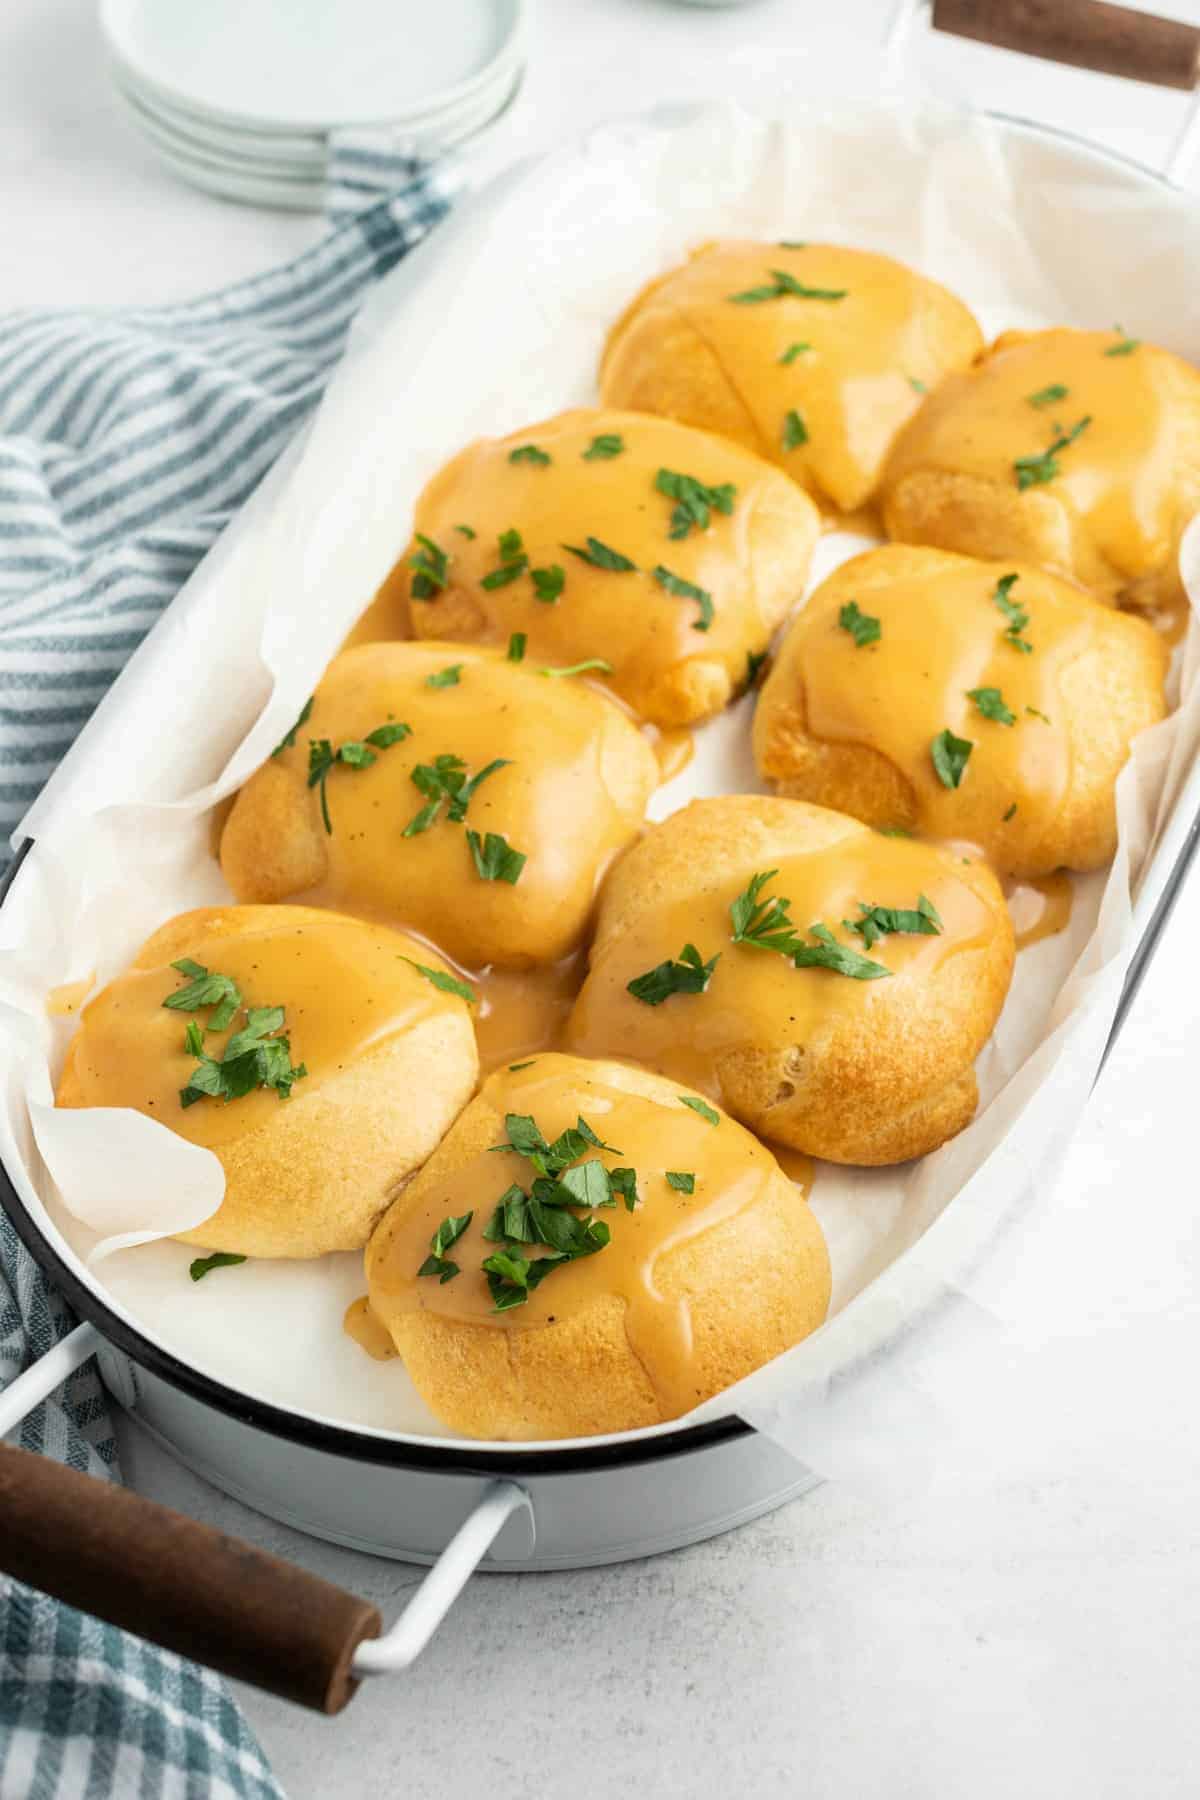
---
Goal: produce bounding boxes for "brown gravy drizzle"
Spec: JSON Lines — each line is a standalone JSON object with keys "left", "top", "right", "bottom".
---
{"left": 1004, "top": 871, "right": 1074, "bottom": 950}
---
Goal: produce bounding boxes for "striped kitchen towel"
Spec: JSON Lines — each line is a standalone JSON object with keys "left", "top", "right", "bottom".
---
{"left": 0, "top": 143, "right": 457, "bottom": 1798}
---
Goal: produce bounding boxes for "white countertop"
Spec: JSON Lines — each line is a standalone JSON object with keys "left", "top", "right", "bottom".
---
{"left": 5, "top": 1, "right": 1200, "bottom": 1794}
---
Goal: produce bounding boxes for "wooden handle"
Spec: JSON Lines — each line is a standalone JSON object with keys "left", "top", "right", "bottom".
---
{"left": 0, "top": 1444, "right": 381, "bottom": 1713}
{"left": 932, "top": 0, "right": 1200, "bottom": 89}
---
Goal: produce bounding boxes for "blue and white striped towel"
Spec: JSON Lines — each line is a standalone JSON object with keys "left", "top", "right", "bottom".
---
{"left": 0, "top": 146, "right": 457, "bottom": 1797}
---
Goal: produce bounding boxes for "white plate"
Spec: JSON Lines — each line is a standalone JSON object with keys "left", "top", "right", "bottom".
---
{"left": 101, "top": 0, "right": 527, "bottom": 135}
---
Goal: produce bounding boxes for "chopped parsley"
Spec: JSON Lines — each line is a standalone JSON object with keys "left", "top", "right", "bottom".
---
{"left": 729, "top": 870, "right": 890, "bottom": 979}
{"left": 655, "top": 468, "right": 736, "bottom": 539}
{"left": 1028, "top": 383, "right": 1068, "bottom": 408}
{"left": 846, "top": 894, "right": 942, "bottom": 950}
{"left": 454, "top": 523, "right": 476, "bottom": 539}
{"left": 271, "top": 695, "right": 312, "bottom": 757}
{"left": 968, "top": 686, "right": 1016, "bottom": 725}
{"left": 745, "top": 649, "right": 768, "bottom": 688}
{"left": 1025, "top": 705, "right": 1051, "bottom": 722}
{"left": 507, "top": 631, "right": 526, "bottom": 661}
{"left": 666, "top": 1171, "right": 695, "bottom": 1193}
{"left": 1104, "top": 325, "right": 1139, "bottom": 357}
{"left": 653, "top": 564, "right": 714, "bottom": 631}
{"left": 481, "top": 527, "right": 529, "bottom": 589}
{"left": 189, "top": 1252, "right": 247, "bottom": 1282}
{"left": 171, "top": 981, "right": 308, "bottom": 1110}
{"left": 402, "top": 753, "right": 510, "bottom": 836}
{"left": 531, "top": 564, "right": 565, "bottom": 603}
{"left": 418, "top": 1212, "right": 473, "bottom": 1284}
{"left": 778, "top": 239, "right": 806, "bottom": 249}
{"left": 425, "top": 664, "right": 462, "bottom": 689}
{"left": 562, "top": 537, "right": 637, "bottom": 571}
{"left": 909, "top": 377, "right": 927, "bottom": 395}
{"left": 992, "top": 573, "right": 1032, "bottom": 653}
{"left": 779, "top": 342, "right": 810, "bottom": 364}
{"left": 476, "top": 1109, "right": 623, "bottom": 1309}
{"left": 782, "top": 409, "right": 808, "bottom": 451}
{"left": 307, "top": 722, "right": 411, "bottom": 833}
{"left": 466, "top": 828, "right": 526, "bottom": 885}
{"left": 728, "top": 269, "right": 847, "bottom": 304}
{"left": 400, "top": 957, "right": 476, "bottom": 1004}
{"left": 582, "top": 433, "right": 625, "bottom": 460}
{"left": 508, "top": 445, "right": 551, "bottom": 466}
{"left": 680, "top": 1095, "right": 719, "bottom": 1126}
{"left": 409, "top": 533, "right": 450, "bottom": 600}
{"left": 626, "top": 943, "right": 720, "bottom": 1006}
{"left": 538, "top": 659, "right": 614, "bottom": 678}
{"left": 838, "top": 600, "right": 881, "bottom": 648}
{"left": 1013, "top": 415, "right": 1091, "bottom": 490}
{"left": 1003, "top": 802, "right": 1018, "bottom": 821}
{"left": 931, "top": 728, "right": 973, "bottom": 789}
{"left": 509, "top": 1060, "right": 536, "bottom": 1071}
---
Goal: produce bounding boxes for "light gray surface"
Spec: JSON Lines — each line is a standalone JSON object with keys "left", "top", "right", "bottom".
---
{"left": 6, "top": 0, "right": 1200, "bottom": 1793}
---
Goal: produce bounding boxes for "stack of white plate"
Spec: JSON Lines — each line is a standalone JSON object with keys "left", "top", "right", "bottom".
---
{"left": 101, "top": 0, "right": 527, "bottom": 211}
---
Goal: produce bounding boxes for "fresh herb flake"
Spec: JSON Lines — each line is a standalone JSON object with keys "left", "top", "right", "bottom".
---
{"left": 782, "top": 409, "right": 808, "bottom": 451}
{"left": 654, "top": 468, "right": 737, "bottom": 540}
{"left": 931, "top": 728, "right": 973, "bottom": 789}
{"left": 729, "top": 869, "right": 890, "bottom": 979}
{"left": 779, "top": 341, "right": 810, "bottom": 364}
{"left": 538, "top": 658, "right": 614, "bottom": 679}
{"left": 838, "top": 600, "right": 881, "bottom": 648}
{"left": 728, "top": 269, "right": 847, "bottom": 304}
{"left": 627, "top": 942, "right": 720, "bottom": 1006}
{"left": 271, "top": 695, "right": 312, "bottom": 757}
{"left": 189, "top": 1252, "right": 247, "bottom": 1282}
{"left": 582, "top": 434, "right": 625, "bottom": 460}
{"left": 1013, "top": 415, "right": 1091, "bottom": 491}
{"left": 1104, "top": 326, "right": 1140, "bottom": 357}
{"left": 562, "top": 537, "right": 637, "bottom": 572}
{"left": 1028, "top": 383, "right": 1068, "bottom": 408}
{"left": 666, "top": 1171, "right": 695, "bottom": 1193}
{"left": 847, "top": 894, "right": 942, "bottom": 950}
{"left": 425, "top": 664, "right": 462, "bottom": 689}
{"left": 509, "top": 445, "right": 551, "bottom": 466}
{"left": 968, "top": 685, "right": 1016, "bottom": 725}
{"left": 680, "top": 1095, "right": 719, "bottom": 1126}
{"left": 409, "top": 532, "right": 449, "bottom": 600}
{"left": 652, "top": 564, "right": 714, "bottom": 631}
{"left": 531, "top": 564, "right": 565, "bottom": 604}
{"left": 400, "top": 957, "right": 476, "bottom": 1005}
{"left": 466, "top": 828, "right": 526, "bottom": 885}
{"left": 506, "top": 631, "right": 527, "bottom": 662}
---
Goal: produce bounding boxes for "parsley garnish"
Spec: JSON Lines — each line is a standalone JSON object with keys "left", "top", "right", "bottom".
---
{"left": 666, "top": 1171, "right": 695, "bottom": 1193}
{"left": 729, "top": 870, "right": 890, "bottom": 979}
{"left": 1003, "top": 802, "right": 1018, "bottom": 821}
{"left": 164, "top": 959, "right": 242, "bottom": 1032}
{"left": 189, "top": 1252, "right": 247, "bottom": 1282}
{"left": 1028, "top": 383, "right": 1068, "bottom": 408}
{"left": 745, "top": 649, "right": 768, "bottom": 689}
{"left": 1025, "top": 705, "right": 1051, "bottom": 722}
{"left": 562, "top": 537, "right": 637, "bottom": 571}
{"left": 307, "top": 722, "right": 411, "bottom": 834}
{"left": 418, "top": 1212, "right": 473, "bottom": 1284}
{"left": 477, "top": 1109, "right": 623, "bottom": 1309}
{"left": 531, "top": 564, "right": 565, "bottom": 603}
{"left": 506, "top": 631, "right": 526, "bottom": 661}
{"left": 611, "top": 1167, "right": 639, "bottom": 1212}
{"left": 779, "top": 342, "right": 810, "bottom": 364}
{"left": 402, "top": 753, "right": 510, "bottom": 836}
{"left": 782, "top": 409, "right": 808, "bottom": 451}
{"left": 728, "top": 269, "right": 847, "bottom": 304}
{"left": 271, "top": 695, "right": 312, "bottom": 757}
{"left": 992, "top": 572, "right": 1032, "bottom": 652}
{"left": 454, "top": 523, "right": 476, "bottom": 539}
{"left": 426, "top": 664, "right": 462, "bottom": 689}
{"left": 846, "top": 894, "right": 942, "bottom": 949}
{"left": 680, "top": 1095, "right": 719, "bottom": 1126}
{"left": 481, "top": 526, "right": 529, "bottom": 589}
{"left": 838, "top": 600, "right": 881, "bottom": 648}
{"left": 466, "top": 829, "right": 526, "bottom": 885}
{"left": 968, "top": 686, "right": 1016, "bottom": 725}
{"left": 778, "top": 240, "right": 806, "bottom": 249}
{"left": 909, "top": 377, "right": 927, "bottom": 395}
{"left": 582, "top": 434, "right": 625, "bottom": 460}
{"left": 1104, "top": 325, "right": 1139, "bottom": 357}
{"left": 652, "top": 564, "right": 714, "bottom": 631}
{"left": 509, "top": 445, "right": 550, "bottom": 466}
{"left": 1013, "top": 415, "right": 1091, "bottom": 490}
{"left": 508, "top": 1059, "right": 536, "bottom": 1071}
{"left": 400, "top": 957, "right": 476, "bottom": 1004}
{"left": 409, "top": 533, "right": 449, "bottom": 600}
{"left": 655, "top": 469, "right": 736, "bottom": 539}
{"left": 178, "top": 1002, "right": 307, "bottom": 1110}
{"left": 538, "top": 659, "right": 614, "bottom": 678}
{"left": 626, "top": 943, "right": 720, "bottom": 1006}
{"left": 931, "top": 728, "right": 973, "bottom": 788}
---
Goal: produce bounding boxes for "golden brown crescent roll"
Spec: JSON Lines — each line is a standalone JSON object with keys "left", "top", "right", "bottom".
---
{"left": 881, "top": 326, "right": 1200, "bottom": 618}
{"left": 401, "top": 406, "right": 819, "bottom": 726}
{"left": 566, "top": 796, "right": 1015, "bottom": 1165}
{"left": 219, "top": 641, "right": 658, "bottom": 969}
{"left": 55, "top": 906, "right": 478, "bottom": 1259}
{"left": 752, "top": 545, "right": 1167, "bottom": 876}
{"left": 599, "top": 241, "right": 983, "bottom": 514}
{"left": 364, "top": 1052, "right": 830, "bottom": 1439}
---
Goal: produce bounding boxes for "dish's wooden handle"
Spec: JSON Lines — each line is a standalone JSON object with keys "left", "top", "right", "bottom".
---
{"left": 931, "top": 0, "right": 1200, "bottom": 89}
{"left": 0, "top": 1443, "right": 381, "bottom": 1713}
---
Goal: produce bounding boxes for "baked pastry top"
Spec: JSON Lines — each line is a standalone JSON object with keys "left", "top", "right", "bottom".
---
{"left": 600, "top": 241, "right": 983, "bottom": 513}
{"left": 365, "top": 1052, "right": 830, "bottom": 1439}
{"left": 753, "top": 544, "right": 1167, "bottom": 876}
{"left": 56, "top": 905, "right": 478, "bottom": 1258}
{"left": 401, "top": 406, "right": 820, "bottom": 726}
{"left": 219, "top": 640, "right": 658, "bottom": 969}
{"left": 567, "top": 795, "right": 1015, "bottom": 1166}
{"left": 881, "top": 326, "right": 1200, "bottom": 619}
